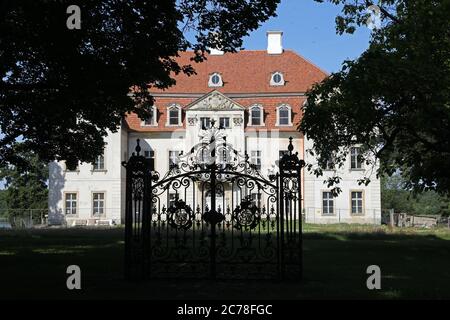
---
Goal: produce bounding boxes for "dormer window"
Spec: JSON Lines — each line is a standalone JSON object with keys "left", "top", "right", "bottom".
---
{"left": 276, "top": 104, "right": 292, "bottom": 126}
{"left": 141, "top": 105, "right": 157, "bottom": 126}
{"left": 249, "top": 104, "right": 264, "bottom": 126}
{"left": 166, "top": 104, "right": 182, "bottom": 126}
{"left": 208, "top": 73, "right": 223, "bottom": 87}
{"left": 270, "top": 72, "right": 285, "bottom": 86}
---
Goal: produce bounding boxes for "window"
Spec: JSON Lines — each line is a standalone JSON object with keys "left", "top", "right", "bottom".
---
{"left": 322, "top": 192, "right": 334, "bottom": 215}
{"left": 251, "top": 151, "right": 262, "bottom": 170}
{"left": 167, "top": 104, "right": 181, "bottom": 126}
{"left": 249, "top": 105, "right": 263, "bottom": 126}
{"left": 324, "top": 157, "right": 335, "bottom": 170}
{"left": 65, "top": 193, "right": 77, "bottom": 215}
{"left": 92, "top": 192, "right": 105, "bottom": 216}
{"left": 351, "top": 191, "right": 364, "bottom": 215}
{"left": 217, "top": 147, "right": 230, "bottom": 166}
{"left": 169, "top": 193, "right": 177, "bottom": 208}
{"left": 208, "top": 73, "right": 223, "bottom": 87}
{"left": 144, "top": 150, "right": 155, "bottom": 160}
{"left": 142, "top": 106, "right": 157, "bottom": 126}
{"left": 270, "top": 72, "right": 285, "bottom": 86}
{"left": 219, "top": 117, "right": 230, "bottom": 129}
{"left": 350, "top": 147, "right": 363, "bottom": 169}
{"left": 277, "top": 104, "right": 291, "bottom": 126}
{"left": 251, "top": 193, "right": 262, "bottom": 206}
{"left": 93, "top": 155, "right": 105, "bottom": 171}
{"left": 200, "top": 117, "right": 212, "bottom": 129}
{"left": 200, "top": 148, "right": 211, "bottom": 165}
{"left": 169, "top": 150, "right": 181, "bottom": 167}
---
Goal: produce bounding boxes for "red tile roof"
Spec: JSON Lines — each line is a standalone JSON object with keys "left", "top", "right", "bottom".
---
{"left": 149, "top": 50, "right": 328, "bottom": 94}
{"left": 125, "top": 49, "right": 327, "bottom": 132}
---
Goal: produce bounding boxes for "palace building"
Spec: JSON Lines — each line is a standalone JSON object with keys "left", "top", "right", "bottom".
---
{"left": 48, "top": 31, "right": 381, "bottom": 226}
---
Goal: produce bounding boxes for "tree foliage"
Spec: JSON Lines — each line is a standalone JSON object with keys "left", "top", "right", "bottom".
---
{"left": 0, "top": 0, "right": 280, "bottom": 169}
{"left": 382, "top": 174, "right": 450, "bottom": 216}
{"left": 0, "top": 146, "right": 48, "bottom": 215}
{"left": 301, "top": 0, "right": 450, "bottom": 194}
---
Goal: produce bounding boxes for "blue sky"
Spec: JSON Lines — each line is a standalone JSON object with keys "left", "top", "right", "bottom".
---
{"left": 241, "top": 0, "right": 371, "bottom": 73}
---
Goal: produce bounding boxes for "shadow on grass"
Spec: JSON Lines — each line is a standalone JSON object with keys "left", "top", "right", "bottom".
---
{"left": 0, "top": 227, "right": 449, "bottom": 300}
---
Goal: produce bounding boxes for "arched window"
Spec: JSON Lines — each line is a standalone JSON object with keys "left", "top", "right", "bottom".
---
{"left": 208, "top": 72, "right": 223, "bottom": 87}
{"left": 276, "top": 104, "right": 291, "bottom": 126}
{"left": 249, "top": 104, "right": 264, "bottom": 126}
{"left": 141, "top": 105, "right": 157, "bottom": 126}
{"left": 270, "top": 72, "right": 285, "bottom": 86}
{"left": 166, "top": 104, "right": 182, "bottom": 126}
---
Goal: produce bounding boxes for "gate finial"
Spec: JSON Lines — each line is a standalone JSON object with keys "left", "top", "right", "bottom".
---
{"left": 135, "top": 139, "right": 141, "bottom": 156}
{"left": 288, "top": 137, "right": 294, "bottom": 154}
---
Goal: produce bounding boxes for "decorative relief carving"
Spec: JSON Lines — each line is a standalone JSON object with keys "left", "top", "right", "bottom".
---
{"left": 188, "top": 91, "right": 243, "bottom": 111}
{"left": 233, "top": 117, "right": 243, "bottom": 126}
{"left": 187, "top": 117, "right": 197, "bottom": 126}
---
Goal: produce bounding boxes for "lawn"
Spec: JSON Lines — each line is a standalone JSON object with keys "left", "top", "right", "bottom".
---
{"left": 1, "top": 224, "right": 450, "bottom": 299}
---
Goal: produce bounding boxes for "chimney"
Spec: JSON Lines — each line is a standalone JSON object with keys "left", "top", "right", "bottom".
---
{"left": 267, "top": 31, "right": 283, "bottom": 55}
{"left": 209, "top": 48, "right": 224, "bottom": 55}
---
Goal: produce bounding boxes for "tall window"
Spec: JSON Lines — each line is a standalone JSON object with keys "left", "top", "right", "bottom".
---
{"left": 251, "top": 193, "right": 262, "bottom": 206}
{"left": 169, "top": 150, "right": 181, "bottom": 167}
{"left": 169, "top": 192, "right": 177, "bottom": 208}
{"left": 277, "top": 105, "right": 291, "bottom": 126}
{"left": 324, "top": 157, "right": 335, "bottom": 170}
{"left": 249, "top": 105, "right": 263, "bottom": 126}
{"left": 350, "top": 147, "right": 363, "bottom": 169}
{"left": 142, "top": 106, "right": 157, "bottom": 126}
{"left": 217, "top": 147, "right": 229, "bottom": 165}
{"left": 144, "top": 150, "right": 155, "bottom": 160}
{"left": 200, "top": 117, "right": 211, "bottom": 129}
{"left": 351, "top": 191, "right": 364, "bottom": 215}
{"left": 93, "top": 154, "right": 105, "bottom": 171}
{"left": 167, "top": 105, "right": 181, "bottom": 126}
{"left": 65, "top": 193, "right": 77, "bottom": 215}
{"left": 92, "top": 192, "right": 105, "bottom": 216}
{"left": 251, "top": 151, "right": 262, "bottom": 170}
{"left": 219, "top": 117, "right": 230, "bottom": 129}
{"left": 322, "top": 192, "right": 334, "bottom": 215}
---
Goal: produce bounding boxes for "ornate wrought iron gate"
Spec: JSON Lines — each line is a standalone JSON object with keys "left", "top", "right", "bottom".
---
{"left": 122, "top": 128, "right": 304, "bottom": 280}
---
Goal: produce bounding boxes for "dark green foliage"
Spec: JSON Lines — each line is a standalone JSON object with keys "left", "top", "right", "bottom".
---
{"left": 301, "top": 0, "right": 450, "bottom": 194}
{"left": 0, "top": 0, "right": 280, "bottom": 169}
{"left": 0, "top": 146, "right": 48, "bottom": 216}
{"left": 382, "top": 174, "right": 450, "bottom": 216}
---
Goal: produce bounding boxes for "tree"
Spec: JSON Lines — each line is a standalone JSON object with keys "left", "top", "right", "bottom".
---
{"left": 0, "top": 0, "right": 280, "bottom": 169}
{"left": 381, "top": 173, "right": 450, "bottom": 216}
{"left": 300, "top": 0, "right": 450, "bottom": 194}
{"left": 0, "top": 146, "right": 48, "bottom": 217}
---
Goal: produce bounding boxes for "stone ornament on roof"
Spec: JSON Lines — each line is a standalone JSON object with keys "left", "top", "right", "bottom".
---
{"left": 187, "top": 90, "right": 244, "bottom": 111}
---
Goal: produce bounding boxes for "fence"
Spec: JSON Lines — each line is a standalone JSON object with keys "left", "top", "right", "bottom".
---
{"left": 381, "top": 209, "right": 450, "bottom": 228}
{"left": 0, "top": 209, "right": 48, "bottom": 228}
{"left": 304, "top": 207, "right": 382, "bottom": 225}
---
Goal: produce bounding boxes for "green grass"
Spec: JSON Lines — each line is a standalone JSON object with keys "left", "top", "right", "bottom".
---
{"left": 1, "top": 224, "right": 450, "bottom": 299}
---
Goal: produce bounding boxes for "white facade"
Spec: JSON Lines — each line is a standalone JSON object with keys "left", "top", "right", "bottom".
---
{"left": 48, "top": 126, "right": 127, "bottom": 226}
{"left": 48, "top": 91, "right": 381, "bottom": 226}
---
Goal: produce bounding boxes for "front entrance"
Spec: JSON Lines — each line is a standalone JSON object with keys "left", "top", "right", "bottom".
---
{"left": 122, "top": 125, "right": 305, "bottom": 280}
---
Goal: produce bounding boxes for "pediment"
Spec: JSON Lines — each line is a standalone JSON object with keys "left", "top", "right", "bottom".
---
{"left": 186, "top": 90, "right": 244, "bottom": 111}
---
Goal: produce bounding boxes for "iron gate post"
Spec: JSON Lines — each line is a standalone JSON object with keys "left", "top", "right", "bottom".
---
{"left": 210, "top": 161, "right": 217, "bottom": 279}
